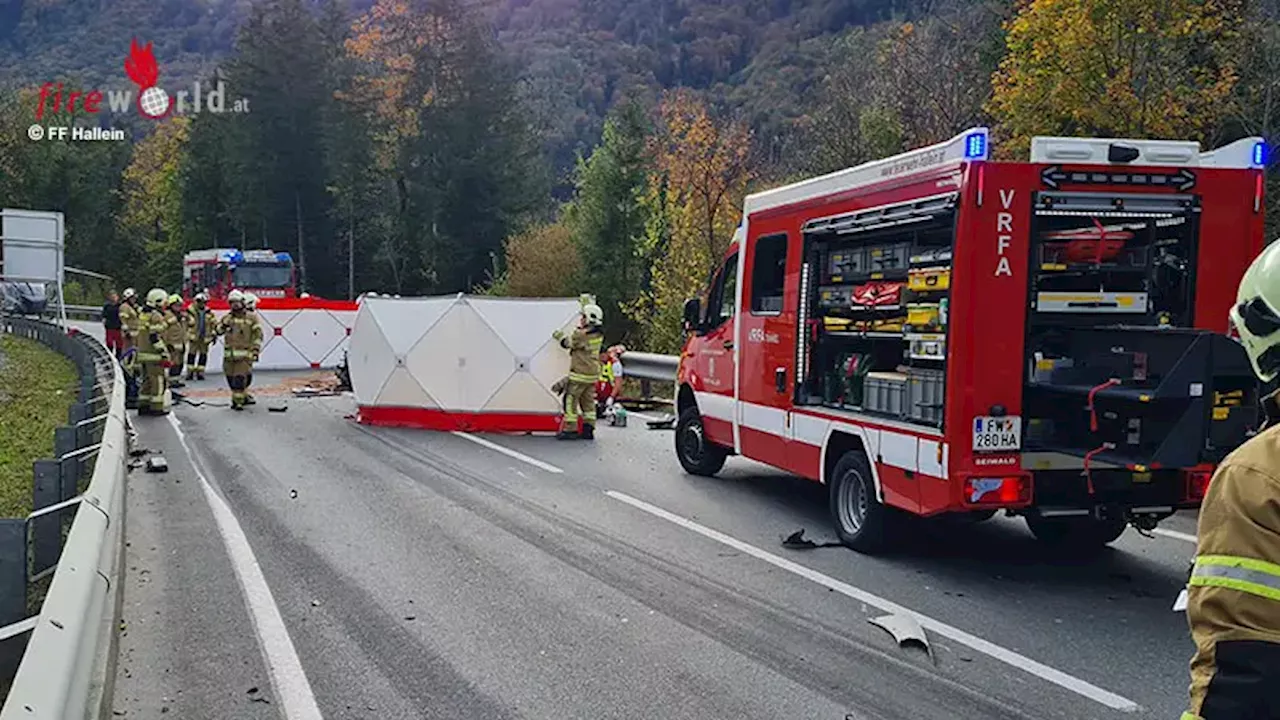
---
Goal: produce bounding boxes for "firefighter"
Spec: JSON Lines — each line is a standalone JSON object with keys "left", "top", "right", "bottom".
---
{"left": 217, "top": 289, "right": 261, "bottom": 411}
{"left": 185, "top": 291, "right": 217, "bottom": 381}
{"left": 163, "top": 294, "right": 187, "bottom": 388}
{"left": 243, "top": 292, "right": 260, "bottom": 404}
{"left": 135, "top": 288, "right": 172, "bottom": 416}
{"left": 552, "top": 300, "right": 605, "bottom": 440}
{"left": 1183, "top": 240, "right": 1280, "bottom": 719}
{"left": 117, "top": 287, "right": 141, "bottom": 409}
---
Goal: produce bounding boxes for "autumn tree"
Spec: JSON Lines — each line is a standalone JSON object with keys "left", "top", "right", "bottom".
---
{"left": 989, "top": 0, "right": 1245, "bottom": 159}
{"left": 629, "top": 90, "right": 753, "bottom": 353}
{"left": 117, "top": 119, "right": 191, "bottom": 290}
{"left": 500, "top": 222, "right": 582, "bottom": 297}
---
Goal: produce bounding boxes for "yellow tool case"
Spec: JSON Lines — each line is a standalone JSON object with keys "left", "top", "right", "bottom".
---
{"left": 906, "top": 303, "right": 942, "bottom": 330}
{"left": 907, "top": 266, "right": 951, "bottom": 292}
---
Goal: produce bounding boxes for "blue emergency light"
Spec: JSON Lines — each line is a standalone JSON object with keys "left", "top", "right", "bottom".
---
{"left": 275, "top": 252, "right": 292, "bottom": 263}
{"left": 964, "top": 131, "right": 988, "bottom": 160}
{"left": 1254, "top": 141, "right": 1268, "bottom": 166}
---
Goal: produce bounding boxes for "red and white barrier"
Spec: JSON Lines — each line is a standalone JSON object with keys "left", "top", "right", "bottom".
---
{"left": 197, "top": 297, "right": 358, "bottom": 373}
{"left": 349, "top": 294, "right": 579, "bottom": 432}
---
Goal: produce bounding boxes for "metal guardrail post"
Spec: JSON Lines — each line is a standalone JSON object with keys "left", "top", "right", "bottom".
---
{"left": 0, "top": 521, "right": 25, "bottom": 628}
{"left": 30, "top": 461, "right": 62, "bottom": 578}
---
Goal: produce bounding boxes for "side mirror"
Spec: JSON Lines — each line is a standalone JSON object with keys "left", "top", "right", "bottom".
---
{"left": 682, "top": 297, "right": 702, "bottom": 331}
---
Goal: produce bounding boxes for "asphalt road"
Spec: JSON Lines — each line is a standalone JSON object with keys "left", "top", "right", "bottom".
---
{"left": 104, "top": 369, "right": 1204, "bottom": 720}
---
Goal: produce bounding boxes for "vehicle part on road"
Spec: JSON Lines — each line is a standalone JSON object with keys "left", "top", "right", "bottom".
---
{"left": 646, "top": 414, "right": 676, "bottom": 430}
{"left": 145, "top": 456, "right": 168, "bottom": 473}
{"left": 350, "top": 294, "right": 579, "bottom": 432}
{"left": 780, "top": 529, "right": 844, "bottom": 550}
{"left": 675, "top": 407, "right": 728, "bottom": 476}
{"left": 673, "top": 127, "right": 1264, "bottom": 554}
{"left": 869, "top": 614, "right": 934, "bottom": 663}
{"left": 268, "top": 405, "right": 288, "bottom": 413}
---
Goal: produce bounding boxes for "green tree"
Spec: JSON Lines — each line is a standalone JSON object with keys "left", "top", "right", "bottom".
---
{"left": 117, "top": 119, "right": 191, "bottom": 290}
{"left": 564, "top": 99, "right": 652, "bottom": 340}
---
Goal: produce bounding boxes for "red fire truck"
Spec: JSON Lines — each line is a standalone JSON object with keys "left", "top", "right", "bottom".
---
{"left": 674, "top": 127, "right": 1267, "bottom": 553}
{"left": 181, "top": 248, "right": 298, "bottom": 302}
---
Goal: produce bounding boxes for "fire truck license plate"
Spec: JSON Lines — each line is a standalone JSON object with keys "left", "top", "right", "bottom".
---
{"left": 972, "top": 416, "right": 1021, "bottom": 452}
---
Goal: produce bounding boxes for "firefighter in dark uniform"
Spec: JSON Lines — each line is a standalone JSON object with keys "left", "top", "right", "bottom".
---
{"left": 118, "top": 287, "right": 141, "bottom": 408}
{"left": 1183, "top": 241, "right": 1280, "bottom": 719}
{"left": 185, "top": 291, "right": 217, "bottom": 381}
{"left": 553, "top": 299, "right": 604, "bottom": 440}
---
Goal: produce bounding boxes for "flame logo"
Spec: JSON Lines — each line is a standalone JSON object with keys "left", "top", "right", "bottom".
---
{"left": 124, "top": 38, "right": 159, "bottom": 89}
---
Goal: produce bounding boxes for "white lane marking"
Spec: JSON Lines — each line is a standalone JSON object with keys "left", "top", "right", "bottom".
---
{"left": 1154, "top": 528, "right": 1197, "bottom": 544}
{"left": 451, "top": 431, "right": 564, "bottom": 474}
{"left": 606, "top": 490, "right": 1141, "bottom": 713}
{"left": 168, "top": 414, "right": 324, "bottom": 720}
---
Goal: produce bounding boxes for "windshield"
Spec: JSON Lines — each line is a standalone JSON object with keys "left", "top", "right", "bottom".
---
{"left": 232, "top": 263, "right": 292, "bottom": 288}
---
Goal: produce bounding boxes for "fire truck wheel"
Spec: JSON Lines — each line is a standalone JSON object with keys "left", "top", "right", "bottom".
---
{"left": 675, "top": 407, "right": 728, "bottom": 476}
{"left": 830, "top": 450, "right": 893, "bottom": 553}
{"left": 1024, "top": 514, "right": 1128, "bottom": 550}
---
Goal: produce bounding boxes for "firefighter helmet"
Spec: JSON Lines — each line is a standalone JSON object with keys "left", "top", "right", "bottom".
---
{"left": 1230, "top": 241, "right": 1280, "bottom": 382}
{"left": 195, "top": 291, "right": 209, "bottom": 303}
{"left": 245, "top": 293, "right": 259, "bottom": 310}
{"left": 582, "top": 303, "right": 604, "bottom": 326}
{"left": 122, "top": 287, "right": 136, "bottom": 300}
{"left": 228, "top": 289, "right": 246, "bottom": 308}
{"left": 146, "top": 288, "right": 167, "bottom": 308}
{"left": 167, "top": 294, "right": 182, "bottom": 307}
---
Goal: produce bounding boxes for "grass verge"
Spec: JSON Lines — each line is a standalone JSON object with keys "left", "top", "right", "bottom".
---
{"left": 0, "top": 335, "right": 78, "bottom": 519}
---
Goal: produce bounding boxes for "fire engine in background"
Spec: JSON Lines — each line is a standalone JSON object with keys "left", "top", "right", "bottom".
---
{"left": 675, "top": 127, "right": 1267, "bottom": 553}
{"left": 182, "top": 248, "right": 298, "bottom": 301}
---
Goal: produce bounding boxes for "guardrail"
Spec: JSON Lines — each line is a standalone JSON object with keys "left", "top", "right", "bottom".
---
{"left": 619, "top": 351, "right": 679, "bottom": 383}
{"left": 62, "top": 305, "right": 102, "bottom": 322}
{"left": 0, "top": 319, "right": 128, "bottom": 720}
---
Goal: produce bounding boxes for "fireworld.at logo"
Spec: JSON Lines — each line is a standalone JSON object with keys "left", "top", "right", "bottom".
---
{"left": 33, "top": 38, "right": 249, "bottom": 121}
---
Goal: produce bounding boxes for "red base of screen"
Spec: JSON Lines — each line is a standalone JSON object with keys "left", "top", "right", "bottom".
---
{"left": 356, "top": 406, "right": 563, "bottom": 433}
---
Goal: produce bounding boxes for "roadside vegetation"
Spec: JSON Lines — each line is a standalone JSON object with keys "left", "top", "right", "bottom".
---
{"left": 0, "top": 335, "right": 77, "bottom": 518}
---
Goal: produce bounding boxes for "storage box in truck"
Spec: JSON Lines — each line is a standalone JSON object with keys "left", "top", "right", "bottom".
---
{"left": 673, "top": 127, "right": 1267, "bottom": 553}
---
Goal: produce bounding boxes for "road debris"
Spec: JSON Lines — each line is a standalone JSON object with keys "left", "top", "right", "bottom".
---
{"left": 780, "top": 529, "right": 843, "bottom": 550}
{"left": 289, "top": 489, "right": 298, "bottom": 499}
{"left": 646, "top": 414, "right": 676, "bottom": 430}
{"left": 869, "top": 614, "right": 933, "bottom": 663}
{"left": 145, "top": 456, "right": 168, "bottom": 473}
{"left": 268, "top": 404, "right": 289, "bottom": 413}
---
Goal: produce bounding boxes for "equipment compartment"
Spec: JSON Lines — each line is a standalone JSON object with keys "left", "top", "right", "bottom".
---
{"left": 906, "top": 368, "right": 945, "bottom": 425}
{"left": 825, "top": 248, "right": 867, "bottom": 283}
{"left": 864, "top": 372, "right": 907, "bottom": 417}
{"left": 908, "top": 266, "right": 951, "bottom": 292}
{"left": 867, "top": 243, "right": 911, "bottom": 275}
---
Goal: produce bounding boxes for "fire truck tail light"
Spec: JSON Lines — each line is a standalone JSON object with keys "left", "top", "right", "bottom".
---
{"left": 1186, "top": 470, "right": 1212, "bottom": 502}
{"left": 964, "top": 476, "right": 1028, "bottom": 505}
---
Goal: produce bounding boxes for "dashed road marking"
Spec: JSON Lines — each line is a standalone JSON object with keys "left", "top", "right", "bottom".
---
{"left": 169, "top": 414, "right": 325, "bottom": 720}
{"left": 606, "top": 490, "right": 1141, "bottom": 713}
{"left": 452, "top": 431, "right": 564, "bottom": 474}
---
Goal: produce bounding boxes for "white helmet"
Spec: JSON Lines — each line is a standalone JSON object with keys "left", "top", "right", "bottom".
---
{"left": 146, "top": 288, "right": 167, "bottom": 308}
{"left": 195, "top": 291, "right": 209, "bottom": 303}
{"left": 582, "top": 303, "right": 604, "bottom": 326}
{"left": 245, "top": 293, "right": 259, "bottom": 310}
{"left": 228, "top": 289, "right": 246, "bottom": 307}
{"left": 122, "top": 287, "right": 136, "bottom": 300}
{"left": 1230, "top": 241, "right": 1280, "bottom": 381}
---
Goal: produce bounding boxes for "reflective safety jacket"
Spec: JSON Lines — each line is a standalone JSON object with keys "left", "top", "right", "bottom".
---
{"left": 1184, "top": 393, "right": 1280, "bottom": 719}
{"left": 134, "top": 309, "right": 169, "bottom": 363}
{"left": 119, "top": 302, "right": 140, "bottom": 340}
{"left": 217, "top": 311, "right": 262, "bottom": 362}
{"left": 560, "top": 327, "right": 604, "bottom": 384}
{"left": 162, "top": 309, "right": 186, "bottom": 348}
{"left": 187, "top": 305, "right": 217, "bottom": 343}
